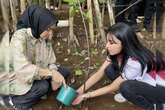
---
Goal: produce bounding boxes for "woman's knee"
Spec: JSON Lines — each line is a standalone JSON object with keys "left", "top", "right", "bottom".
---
{"left": 57, "top": 66, "right": 72, "bottom": 79}
{"left": 120, "top": 80, "right": 137, "bottom": 96}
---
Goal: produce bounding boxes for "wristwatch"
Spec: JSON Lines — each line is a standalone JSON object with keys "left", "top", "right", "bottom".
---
{"left": 47, "top": 70, "right": 53, "bottom": 78}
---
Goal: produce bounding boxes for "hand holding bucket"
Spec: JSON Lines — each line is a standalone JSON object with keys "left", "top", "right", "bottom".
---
{"left": 56, "top": 85, "right": 78, "bottom": 106}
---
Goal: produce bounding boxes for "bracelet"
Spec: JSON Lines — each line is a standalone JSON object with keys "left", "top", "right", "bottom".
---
{"left": 82, "top": 92, "right": 91, "bottom": 100}
{"left": 87, "top": 92, "right": 91, "bottom": 98}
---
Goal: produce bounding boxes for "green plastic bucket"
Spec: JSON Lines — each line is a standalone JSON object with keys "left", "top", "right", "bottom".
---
{"left": 56, "top": 85, "right": 78, "bottom": 106}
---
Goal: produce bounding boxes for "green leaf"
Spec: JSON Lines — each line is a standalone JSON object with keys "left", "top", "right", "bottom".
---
{"left": 70, "top": 9, "right": 76, "bottom": 17}
{"left": 91, "top": 48, "right": 98, "bottom": 55}
{"left": 82, "top": 12, "right": 91, "bottom": 22}
{"left": 98, "top": 0, "right": 104, "bottom": 3}
{"left": 111, "top": 104, "right": 116, "bottom": 108}
{"left": 74, "top": 51, "right": 79, "bottom": 56}
{"left": 63, "top": 0, "right": 70, "bottom": 2}
{"left": 75, "top": 70, "right": 83, "bottom": 76}
{"left": 79, "top": 0, "right": 85, "bottom": 3}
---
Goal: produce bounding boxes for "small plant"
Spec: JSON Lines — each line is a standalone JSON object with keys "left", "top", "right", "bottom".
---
{"left": 64, "top": 0, "right": 91, "bottom": 22}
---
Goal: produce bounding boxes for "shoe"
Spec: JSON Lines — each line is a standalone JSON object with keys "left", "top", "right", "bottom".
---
{"left": 0, "top": 96, "right": 10, "bottom": 109}
{"left": 9, "top": 97, "right": 32, "bottom": 110}
{"left": 144, "top": 24, "right": 153, "bottom": 32}
{"left": 163, "top": 104, "right": 165, "bottom": 110}
{"left": 131, "top": 24, "right": 141, "bottom": 32}
{"left": 114, "top": 93, "right": 127, "bottom": 103}
{"left": 156, "top": 103, "right": 163, "bottom": 110}
{"left": 41, "top": 95, "right": 47, "bottom": 100}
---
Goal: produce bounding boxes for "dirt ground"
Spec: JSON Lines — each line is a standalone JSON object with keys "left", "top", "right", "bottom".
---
{"left": 0, "top": 5, "right": 165, "bottom": 110}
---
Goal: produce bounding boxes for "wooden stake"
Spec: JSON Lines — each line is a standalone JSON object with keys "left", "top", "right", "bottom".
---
{"left": 87, "top": 0, "right": 94, "bottom": 44}
{"left": 58, "top": 0, "right": 62, "bottom": 10}
{"left": 153, "top": 3, "right": 156, "bottom": 39}
{"left": 101, "top": 2, "right": 105, "bottom": 20}
{"left": 0, "top": 0, "right": 10, "bottom": 31}
{"left": 9, "top": 0, "right": 17, "bottom": 31}
{"left": 45, "top": 0, "right": 50, "bottom": 9}
{"left": 93, "top": 0, "right": 106, "bottom": 43}
{"left": 20, "top": 0, "right": 26, "bottom": 14}
{"left": 69, "top": 6, "right": 74, "bottom": 43}
{"left": 161, "top": 9, "right": 165, "bottom": 39}
{"left": 107, "top": 0, "right": 115, "bottom": 26}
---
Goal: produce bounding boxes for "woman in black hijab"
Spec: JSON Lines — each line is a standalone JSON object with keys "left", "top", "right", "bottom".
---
{"left": 17, "top": 5, "right": 58, "bottom": 39}
{"left": 0, "top": 5, "right": 71, "bottom": 110}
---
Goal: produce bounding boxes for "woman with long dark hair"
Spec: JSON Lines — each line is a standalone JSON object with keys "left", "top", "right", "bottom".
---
{"left": 72, "top": 23, "right": 165, "bottom": 110}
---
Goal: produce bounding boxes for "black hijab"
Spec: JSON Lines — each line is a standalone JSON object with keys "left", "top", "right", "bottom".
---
{"left": 17, "top": 5, "right": 58, "bottom": 39}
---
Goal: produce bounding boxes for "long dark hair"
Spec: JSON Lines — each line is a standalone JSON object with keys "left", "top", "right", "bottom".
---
{"left": 107, "top": 23, "right": 164, "bottom": 74}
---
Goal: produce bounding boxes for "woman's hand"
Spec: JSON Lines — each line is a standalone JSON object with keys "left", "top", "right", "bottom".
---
{"left": 72, "top": 94, "right": 84, "bottom": 105}
{"left": 77, "top": 88, "right": 84, "bottom": 95}
{"left": 52, "top": 70, "right": 67, "bottom": 88}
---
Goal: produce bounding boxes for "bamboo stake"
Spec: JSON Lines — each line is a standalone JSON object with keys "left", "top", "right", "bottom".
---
{"left": 9, "top": 0, "right": 17, "bottom": 31}
{"left": 27, "top": 0, "right": 33, "bottom": 6}
{"left": 45, "top": 0, "right": 50, "bottom": 9}
{"left": 87, "top": 0, "right": 94, "bottom": 44}
{"left": 93, "top": 0, "right": 106, "bottom": 43}
{"left": 54, "top": 0, "right": 57, "bottom": 9}
{"left": 58, "top": 0, "right": 62, "bottom": 10}
{"left": 69, "top": 6, "right": 74, "bottom": 42}
{"left": 78, "top": 0, "right": 91, "bottom": 96}
{"left": 115, "top": 0, "right": 142, "bottom": 18}
{"left": 0, "top": 0, "right": 10, "bottom": 31}
{"left": 101, "top": 2, "right": 105, "bottom": 20}
{"left": 107, "top": 0, "right": 115, "bottom": 26}
{"left": 20, "top": 0, "right": 26, "bottom": 14}
{"left": 153, "top": 3, "right": 156, "bottom": 39}
{"left": 39, "top": 0, "right": 45, "bottom": 7}
{"left": 161, "top": 9, "right": 165, "bottom": 39}
{"left": 82, "top": 0, "right": 86, "bottom": 10}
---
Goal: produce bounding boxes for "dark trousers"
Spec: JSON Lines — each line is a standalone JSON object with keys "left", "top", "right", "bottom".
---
{"left": 2, "top": 66, "right": 71, "bottom": 110}
{"left": 144, "top": 0, "right": 164, "bottom": 25}
{"left": 104, "top": 64, "right": 165, "bottom": 110}
{"left": 115, "top": 0, "right": 140, "bottom": 24}
{"left": 120, "top": 80, "right": 165, "bottom": 110}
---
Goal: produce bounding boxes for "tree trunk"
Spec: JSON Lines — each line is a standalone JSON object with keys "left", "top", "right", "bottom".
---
{"left": 93, "top": 0, "right": 106, "bottom": 43}
{"left": 14, "top": 0, "right": 19, "bottom": 8}
{"left": 107, "top": 0, "right": 115, "bottom": 26}
{"left": 82, "top": 0, "right": 86, "bottom": 10}
{"left": 58, "top": 0, "right": 62, "bottom": 10}
{"left": 69, "top": 7, "right": 74, "bottom": 43}
{"left": 87, "top": 0, "right": 94, "bottom": 44}
{"left": 20, "top": 0, "right": 26, "bottom": 14}
{"left": 0, "top": 0, "right": 10, "bottom": 31}
{"left": 101, "top": 2, "right": 105, "bottom": 20}
{"left": 9, "top": 0, "right": 17, "bottom": 31}
{"left": 27, "top": 0, "right": 33, "bottom": 6}
{"left": 54, "top": 0, "right": 57, "bottom": 9}
{"left": 45, "top": 0, "right": 50, "bottom": 9}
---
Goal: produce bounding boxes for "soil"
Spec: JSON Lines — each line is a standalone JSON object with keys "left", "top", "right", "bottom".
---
{"left": 0, "top": 5, "right": 165, "bottom": 110}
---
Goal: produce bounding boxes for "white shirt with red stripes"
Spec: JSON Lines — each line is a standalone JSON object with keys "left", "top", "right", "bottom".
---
{"left": 106, "top": 57, "right": 165, "bottom": 87}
